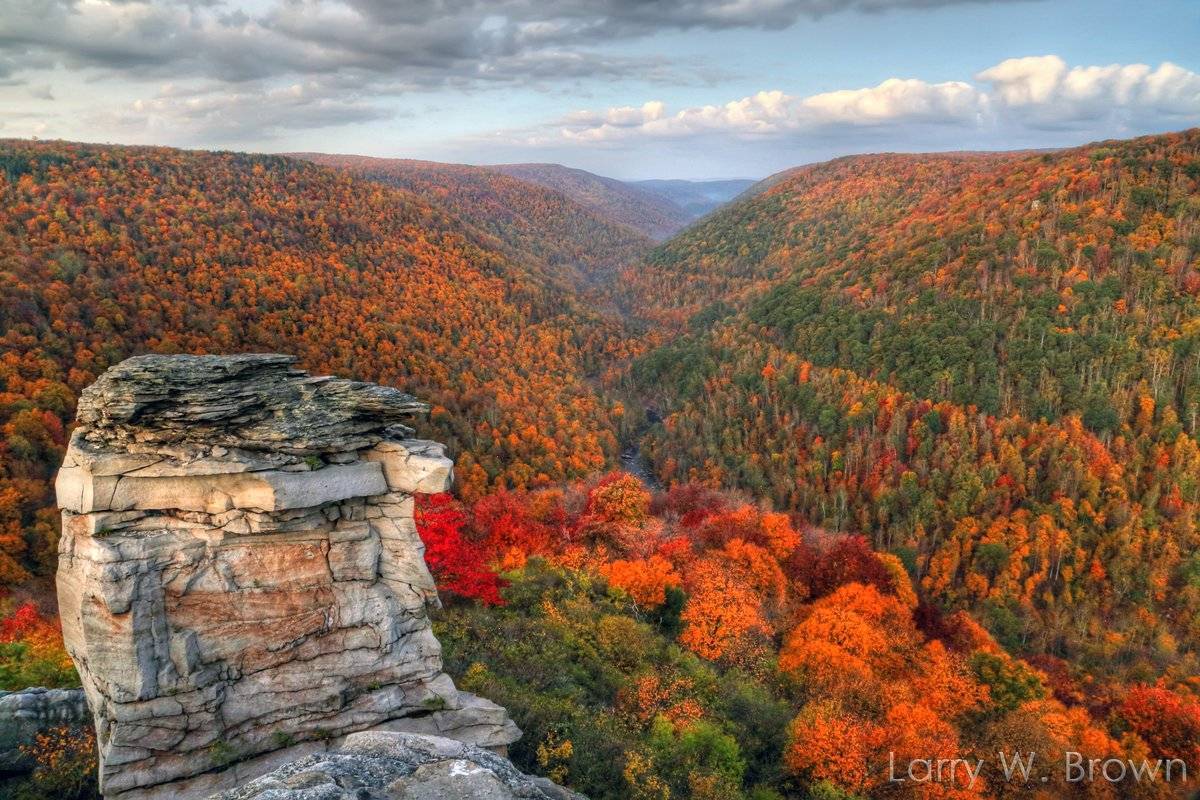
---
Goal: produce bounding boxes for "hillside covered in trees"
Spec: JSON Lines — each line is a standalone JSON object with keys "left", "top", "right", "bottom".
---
{"left": 626, "top": 128, "right": 1200, "bottom": 702}
{"left": 3, "top": 129, "right": 1200, "bottom": 800}
{"left": 0, "top": 139, "right": 639, "bottom": 584}
{"left": 490, "top": 163, "right": 694, "bottom": 240}
{"left": 425, "top": 475, "right": 1197, "bottom": 800}
{"left": 292, "top": 153, "right": 652, "bottom": 285}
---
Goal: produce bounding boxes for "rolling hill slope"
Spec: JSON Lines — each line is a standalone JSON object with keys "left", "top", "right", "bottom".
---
{"left": 633, "top": 131, "right": 1200, "bottom": 421}
{"left": 0, "top": 140, "right": 627, "bottom": 581}
{"left": 628, "top": 128, "right": 1200, "bottom": 678}
{"left": 490, "top": 162, "right": 692, "bottom": 239}
{"left": 292, "top": 153, "right": 653, "bottom": 283}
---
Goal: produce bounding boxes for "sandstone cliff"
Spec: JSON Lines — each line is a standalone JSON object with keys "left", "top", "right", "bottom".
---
{"left": 55, "top": 354, "right": 520, "bottom": 800}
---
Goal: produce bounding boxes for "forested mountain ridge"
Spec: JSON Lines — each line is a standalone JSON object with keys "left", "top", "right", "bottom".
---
{"left": 292, "top": 153, "right": 653, "bottom": 284}
{"left": 490, "top": 162, "right": 693, "bottom": 239}
{"left": 627, "top": 128, "right": 1200, "bottom": 687}
{"left": 631, "top": 129, "right": 1200, "bottom": 424}
{"left": 625, "top": 150, "right": 1017, "bottom": 324}
{"left": 4, "top": 130, "right": 1200, "bottom": 800}
{"left": 0, "top": 139, "right": 630, "bottom": 583}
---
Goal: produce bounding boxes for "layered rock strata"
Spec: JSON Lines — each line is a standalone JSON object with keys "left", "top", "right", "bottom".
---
{"left": 55, "top": 354, "right": 519, "bottom": 800}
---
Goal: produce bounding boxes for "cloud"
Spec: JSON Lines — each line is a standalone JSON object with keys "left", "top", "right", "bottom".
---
{"left": 0, "top": 0, "right": 1038, "bottom": 145}
{"left": 444, "top": 0, "right": 1037, "bottom": 37}
{"left": 0, "top": 0, "right": 1035, "bottom": 87}
{"left": 976, "top": 55, "right": 1200, "bottom": 128}
{"left": 514, "top": 56, "right": 1199, "bottom": 148}
{"left": 800, "top": 78, "right": 984, "bottom": 125}
{"left": 0, "top": 105, "right": 53, "bottom": 136}
{"left": 549, "top": 78, "right": 988, "bottom": 144}
{"left": 95, "top": 81, "right": 396, "bottom": 143}
{"left": 1, "top": 0, "right": 219, "bottom": 73}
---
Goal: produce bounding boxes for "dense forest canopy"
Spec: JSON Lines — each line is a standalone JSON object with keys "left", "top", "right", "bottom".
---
{"left": 3, "top": 129, "right": 1200, "bottom": 800}
{"left": 630, "top": 135, "right": 1200, "bottom": 424}
{"left": 292, "top": 153, "right": 652, "bottom": 285}
{"left": 0, "top": 139, "right": 639, "bottom": 581}
{"left": 626, "top": 128, "right": 1200, "bottom": 698}
{"left": 490, "top": 162, "right": 693, "bottom": 240}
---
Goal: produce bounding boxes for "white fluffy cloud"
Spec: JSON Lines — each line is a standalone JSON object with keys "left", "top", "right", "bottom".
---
{"left": 976, "top": 55, "right": 1200, "bottom": 128}
{"left": 552, "top": 78, "right": 987, "bottom": 143}
{"left": 800, "top": 78, "right": 984, "bottom": 125}
{"left": 537, "top": 56, "right": 1200, "bottom": 146}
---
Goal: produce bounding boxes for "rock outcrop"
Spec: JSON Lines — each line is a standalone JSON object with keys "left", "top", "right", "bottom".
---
{"left": 0, "top": 687, "right": 90, "bottom": 773}
{"left": 55, "top": 355, "right": 519, "bottom": 800}
{"left": 210, "top": 731, "right": 583, "bottom": 800}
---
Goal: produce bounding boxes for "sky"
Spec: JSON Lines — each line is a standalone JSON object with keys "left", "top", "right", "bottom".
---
{"left": 0, "top": 0, "right": 1198, "bottom": 180}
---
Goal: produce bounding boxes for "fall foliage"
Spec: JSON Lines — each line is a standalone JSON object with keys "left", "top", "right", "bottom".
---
{"left": 0, "top": 596, "right": 76, "bottom": 691}
{"left": 629, "top": 129, "right": 1200, "bottom": 692}
{"left": 0, "top": 139, "right": 635, "bottom": 579}
{"left": 293, "top": 153, "right": 652, "bottom": 285}
{"left": 3, "top": 128, "right": 1200, "bottom": 798}
{"left": 429, "top": 477, "right": 1199, "bottom": 799}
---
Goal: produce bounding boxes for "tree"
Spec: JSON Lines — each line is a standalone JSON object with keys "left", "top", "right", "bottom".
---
{"left": 679, "top": 558, "right": 771, "bottom": 662}
{"left": 1119, "top": 685, "right": 1200, "bottom": 764}
{"left": 602, "top": 555, "right": 682, "bottom": 609}
{"left": 415, "top": 493, "right": 505, "bottom": 605}
{"left": 784, "top": 702, "right": 879, "bottom": 795}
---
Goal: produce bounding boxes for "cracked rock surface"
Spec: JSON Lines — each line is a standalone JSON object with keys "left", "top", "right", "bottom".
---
{"left": 55, "top": 355, "right": 519, "bottom": 800}
{"left": 75, "top": 354, "right": 428, "bottom": 455}
{"left": 210, "top": 732, "right": 584, "bottom": 800}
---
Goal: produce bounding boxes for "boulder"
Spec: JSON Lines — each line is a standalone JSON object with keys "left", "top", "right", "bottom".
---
{"left": 56, "top": 355, "right": 519, "bottom": 799}
{"left": 209, "top": 732, "right": 584, "bottom": 800}
{"left": 0, "top": 687, "right": 90, "bottom": 774}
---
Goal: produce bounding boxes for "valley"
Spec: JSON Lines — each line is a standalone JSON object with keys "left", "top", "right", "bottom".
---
{"left": 2, "top": 128, "right": 1200, "bottom": 799}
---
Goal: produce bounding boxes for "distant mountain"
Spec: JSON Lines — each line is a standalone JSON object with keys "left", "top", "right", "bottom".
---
{"left": 489, "top": 163, "right": 691, "bottom": 240}
{"left": 293, "top": 153, "right": 652, "bottom": 284}
{"left": 631, "top": 178, "right": 755, "bottom": 220}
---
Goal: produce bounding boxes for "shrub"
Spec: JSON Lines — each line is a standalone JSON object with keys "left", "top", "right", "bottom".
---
{"left": 13, "top": 725, "right": 99, "bottom": 800}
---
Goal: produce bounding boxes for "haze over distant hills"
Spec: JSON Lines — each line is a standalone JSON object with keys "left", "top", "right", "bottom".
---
{"left": 489, "top": 162, "right": 697, "bottom": 239}
{"left": 630, "top": 178, "right": 755, "bottom": 220}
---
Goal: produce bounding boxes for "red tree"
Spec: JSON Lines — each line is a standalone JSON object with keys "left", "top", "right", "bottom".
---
{"left": 415, "top": 493, "right": 505, "bottom": 605}
{"left": 1120, "top": 685, "right": 1200, "bottom": 764}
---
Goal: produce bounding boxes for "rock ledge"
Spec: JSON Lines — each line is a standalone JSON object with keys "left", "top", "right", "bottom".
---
{"left": 55, "top": 355, "right": 519, "bottom": 799}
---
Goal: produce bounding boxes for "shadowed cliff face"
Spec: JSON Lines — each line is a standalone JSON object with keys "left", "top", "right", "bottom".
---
{"left": 55, "top": 354, "right": 519, "bottom": 800}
